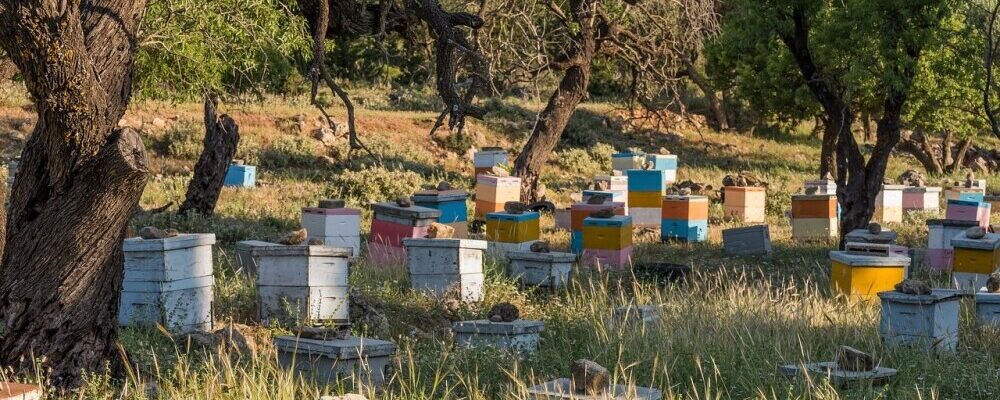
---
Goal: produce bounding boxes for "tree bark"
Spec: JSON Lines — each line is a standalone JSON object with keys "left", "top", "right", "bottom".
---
{"left": 941, "top": 130, "right": 954, "bottom": 168}
{"left": 948, "top": 137, "right": 973, "bottom": 173}
{"left": 0, "top": 56, "right": 15, "bottom": 81}
{"left": 179, "top": 95, "right": 240, "bottom": 216}
{"left": 897, "top": 129, "right": 944, "bottom": 175}
{"left": 861, "top": 111, "right": 875, "bottom": 143}
{"left": 513, "top": 0, "right": 598, "bottom": 202}
{"left": 0, "top": 0, "right": 148, "bottom": 386}
{"left": 682, "top": 54, "right": 728, "bottom": 131}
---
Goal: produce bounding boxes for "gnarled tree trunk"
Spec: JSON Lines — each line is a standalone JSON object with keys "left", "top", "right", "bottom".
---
{"left": 0, "top": 0, "right": 149, "bottom": 387}
{"left": 682, "top": 54, "right": 728, "bottom": 131}
{"left": 179, "top": 95, "right": 240, "bottom": 216}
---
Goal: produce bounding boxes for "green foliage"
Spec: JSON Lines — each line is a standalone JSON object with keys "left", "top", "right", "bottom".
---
{"left": 555, "top": 142, "right": 614, "bottom": 175}
{"left": 258, "top": 136, "right": 321, "bottom": 168}
{"left": 326, "top": 167, "right": 426, "bottom": 200}
{"left": 432, "top": 132, "right": 476, "bottom": 154}
{"left": 152, "top": 121, "right": 204, "bottom": 159}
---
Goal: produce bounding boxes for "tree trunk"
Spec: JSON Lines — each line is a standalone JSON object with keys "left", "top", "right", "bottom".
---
{"left": 820, "top": 117, "right": 841, "bottom": 179}
{"left": 861, "top": 111, "right": 875, "bottom": 142}
{"left": 0, "top": 56, "right": 15, "bottom": 81}
{"left": 179, "top": 95, "right": 240, "bottom": 216}
{"left": 942, "top": 130, "right": 954, "bottom": 168}
{"left": 0, "top": 0, "right": 148, "bottom": 387}
{"left": 948, "top": 137, "right": 973, "bottom": 173}
{"left": 897, "top": 129, "right": 944, "bottom": 175}
{"left": 682, "top": 54, "right": 728, "bottom": 131}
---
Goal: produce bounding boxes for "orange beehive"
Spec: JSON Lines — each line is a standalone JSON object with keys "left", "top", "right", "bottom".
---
{"left": 723, "top": 186, "right": 766, "bottom": 222}
{"left": 791, "top": 195, "right": 838, "bottom": 218}
{"left": 661, "top": 196, "right": 710, "bottom": 220}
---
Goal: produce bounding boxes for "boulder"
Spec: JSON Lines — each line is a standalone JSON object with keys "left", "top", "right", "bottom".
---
{"left": 570, "top": 359, "right": 610, "bottom": 395}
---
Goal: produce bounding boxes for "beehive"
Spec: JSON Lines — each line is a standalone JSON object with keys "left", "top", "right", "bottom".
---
{"left": 485, "top": 211, "right": 540, "bottom": 254}
{"left": 453, "top": 319, "right": 545, "bottom": 354}
{"left": 120, "top": 234, "right": 216, "bottom": 333}
{"left": 645, "top": 154, "right": 678, "bottom": 185}
{"left": 474, "top": 175, "right": 521, "bottom": 219}
{"left": 301, "top": 206, "right": 361, "bottom": 256}
{"left": 473, "top": 149, "right": 508, "bottom": 176}
{"left": 412, "top": 189, "right": 469, "bottom": 238}
{"left": 582, "top": 190, "right": 627, "bottom": 213}
{"left": 723, "top": 186, "right": 766, "bottom": 223}
{"left": 661, "top": 195, "right": 709, "bottom": 242}
{"left": 369, "top": 202, "right": 441, "bottom": 264}
{"left": 944, "top": 186, "right": 986, "bottom": 202}
{"left": 507, "top": 250, "right": 577, "bottom": 288}
{"left": 844, "top": 228, "right": 897, "bottom": 245}
{"left": 791, "top": 194, "right": 838, "bottom": 240}
{"left": 235, "top": 240, "right": 278, "bottom": 275}
{"left": 902, "top": 186, "right": 941, "bottom": 213}
{"left": 223, "top": 163, "right": 256, "bottom": 188}
{"left": 627, "top": 169, "right": 667, "bottom": 227}
{"left": 722, "top": 225, "right": 772, "bottom": 256}
{"left": 945, "top": 199, "right": 991, "bottom": 229}
{"left": 581, "top": 215, "right": 633, "bottom": 270}
{"left": 950, "top": 231, "right": 1000, "bottom": 292}
{"left": 594, "top": 175, "right": 629, "bottom": 207}
{"left": 569, "top": 201, "right": 625, "bottom": 253}
{"left": 256, "top": 245, "right": 351, "bottom": 325}
{"left": 878, "top": 290, "right": 960, "bottom": 352}
{"left": 976, "top": 293, "right": 1000, "bottom": 328}
{"left": 924, "top": 219, "right": 979, "bottom": 272}
{"left": 830, "top": 244, "right": 909, "bottom": 300}
{"left": 404, "top": 238, "right": 486, "bottom": 302}
{"left": 527, "top": 379, "right": 662, "bottom": 400}
{"left": 274, "top": 336, "right": 396, "bottom": 389}
{"left": 611, "top": 152, "right": 645, "bottom": 174}
{"left": 804, "top": 179, "right": 837, "bottom": 195}
{"left": 874, "top": 185, "right": 905, "bottom": 223}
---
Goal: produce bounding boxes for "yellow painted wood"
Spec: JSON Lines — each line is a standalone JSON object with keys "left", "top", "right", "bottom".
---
{"left": 831, "top": 261, "right": 905, "bottom": 300}
{"left": 952, "top": 247, "right": 1000, "bottom": 275}
{"left": 485, "top": 218, "right": 540, "bottom": 243}
{"left": 628, "top": 191, "right": 662, "bottom": 208}
{"left": 582, "top": 225, "right": 632, "bottom": 250}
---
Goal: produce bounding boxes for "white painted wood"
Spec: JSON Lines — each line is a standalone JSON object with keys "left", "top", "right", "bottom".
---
{"left": 878, "top": 290, "right": 960, "bottom": 352}
{"left": 274, "top": 336, "right": 395, "bottom": 389}
{"left": 259, "top": 286, "right": 349, "bottom": 323}
{"left": 255, "top": 245, "right": 351, "bottom": 324}
{"left": 507, "top": 251, "right": 576, "bottom": 288}
{"left": 119, "top": 276, "right": 214, "bottom": 333}
{"left": 453, "top": 319, "right": 545, "bottom": 353}
{"left": 410, "top": 273, "right": 484, "bottom": 302}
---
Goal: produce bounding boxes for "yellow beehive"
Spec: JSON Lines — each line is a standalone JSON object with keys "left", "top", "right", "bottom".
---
{"left": 485, "top": 212, "right": 540, "bottom": 243}
{"left": 951, "top": 232, "right": 1000, "bottom": 275}
{"left": 582, "top": 216, "right": 632, "bottom": 250}
{"left": 830, "top": 244, "right": 909, "bottom": 300}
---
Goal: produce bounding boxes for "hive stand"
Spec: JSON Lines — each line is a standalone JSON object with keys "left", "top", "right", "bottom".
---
{"left": 255, "top": 245, "right": 352, "bottom": 326}
{"left": 878, "top": 290, "right": 960, "bottom": 352}
{"left": 274, "top": 336, "right": 396, "bottom": 390}
{"left": 452, "top": 319, "right": 545, "bottom": 354}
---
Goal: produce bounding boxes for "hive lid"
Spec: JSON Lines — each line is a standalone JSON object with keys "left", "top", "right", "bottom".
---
{"left": 124, "top": 233, "right": 216, "bottom": 252}
{"left": 877, "top": 289, "right": 961, "bottom": 304}
{"left": 646, "top": 154, "right": 677, "bottom": 159}
{"left": 251, "top": 244, "right": 353, "bottom": 257}
{"left": 475, "top": 149, "right": 507, "bottom": 155}
{"left": 951, "top": 232, "right": 1000, "bottom": 250}
{"left": 612, "top": 152, "right": 643, "bottom": 157}
{"left": 723, "top": 186, "right": 766, "bottom": 192}
{"left": 805, "top": 179, "right": 837, "bottom": 186}
{"left": 903, "top": 186, "right": 942, "bottom": 193}
{"left": 301, "top": 207, "right": 361, "bottom": 216}
{"left": 583, "top": 215, "right": 632, "bottom": 226}
{"left": 571, "top": 202, "right": 625, "bottom": 210}
{"left": 844, "top": 229, "right": 897, "bottom": 243}
{"left": 476, "top": 175, "right": 521, "bottom": 185}
{"left": 273, "top": 336, "right": 397, "bottom": 359}
{"left": 664, "top": 195, "right": 709, "bottom": 201}
{"left": 946, "top": 199, "right": 988, "bottom": 207}
{"left": 452, "top": 319, "right": 546, "bottom": 334}
{"left": 411, "top": 189, "right": 468, "bottom": 202}
{"left": 722, "top": 225, "right": 769, "bottom": 235}
{"left": 792, "top": 194, "right": 837, "bottom": 200}
{"left": 881, "top": 184, "right": 906, "bottom": 190}
{"left": 506, "top": 250, "right": 577, "bottom": 263}
{"left": 401, "top": 238, "right": 488, "bottom": 250}
{"left": 485, "top": 211, "right": 540, "bottom": 221}
{"left": 829, "top": 250, "right": 909, "bottom": 266}
{"left": 976, "top": 292, "right": 1000, "bottom": 304}
{"left": 372, "top": 202, "right": 441, "bottom": 219}
{"left": 595, "top": 175, "right": 628, "bottom": 182}
{"left": 925, "top": 219, "right": 979, "bottom": 228}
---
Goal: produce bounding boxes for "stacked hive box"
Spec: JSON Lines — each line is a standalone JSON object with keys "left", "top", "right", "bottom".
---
{"left": 404, "top": 238, "right": 486, "bottom": 302}
{"left": 485, "top": 211, "right": 540, "bottom": 253}
{"left": 569, "top": 201, "right": 626, "bottom": 253}
{"left": 475, "top": 175, "right": 521, "bottom": 219}
{"left": 224, "top": 162, "right": 257, "bottom": 188}
{"left": 611, "top": 152, "right": 645, "bottom": 174}
{"left": 594, "top": 175, "right": 629, "bottom": 209}
{"left": 722, "top": 225, "right": 772, "bottom": 256}
{"left": 581, "top": 215, "right": 633, "bottom": 270}
{"left": 256, "top": 245, "right": 351, "bottom": 325}
{"left": 902, "top": 187, "right": 942, "bottom": 213}
{"left": 830, "top": 243, "right": 910, "bottom": 300}
{"left": 925, "top": 219, "right": 979, "bottom": 272}
{"left": 661, "top": 195, "right": 709, "bottom": 242}
{"left": 301, "top": 204, "right": 361, "bottom": 256}
{"left": 453, "top": 320, "right": 546, "bottom": 354}
{"left": 507, "top": 250, "right": 577, "bottom": 288}
{"left": 274, "top": 336, "right": 396, "bottom": 389}
{"left": 844, "top": 228, "right": 907, "bottom": 256}
{"left": 874, "top": 185, "right": 905, "bottom": 223}
{"left": 791, "top": 194, "right": 839, "bottom": 240}
{"left": 369, "top": 202, "right": 441, "bottom": 264}
{"left": 235, "top": 240, "right": 277, "bottom": 275}
{"left": 627, "top": 169, "right": 667, "bottom": 227}
{"left": 951, "top": 232, "right": 1000, "bottom": 292}
{"left": 723, "top": 186, "right": 766, "bottom": 223}
{"left": 878, "top": 290, "right": 960, "bottom": 352}
{"left": 120, "top": 234, "right": 216, "bottom": 333}
{"left": 473, "top": 149, "right": 508, "bottom": 176}
{"left": 805, "top": 179, "right": 837, "bottom": 194}
{"left": 412, "top": 189, "right": 469, "bottom": 238}
{"left": 645, "top": 154, "right": 678, "bottom": 185}
{"left": 945, "top": 199, "right": 991, "bottom": 229}
{"left": 945, "top": 186, "right": 986, "bottom": 202}
{"left": 976, "top": 292, "right": 1000, "bottom": 328}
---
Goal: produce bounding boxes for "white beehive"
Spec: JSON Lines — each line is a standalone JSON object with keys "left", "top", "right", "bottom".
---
{"left": 120, "top": 234, "right": 215, "bottom": 333}
{"left": 878, "top": 290, "right": 960, "bottom": 352}
{"left": 274, "top": 336, "right": 396, "bottom": 389}
{"left": 256, "top": 245, "right": 352, "bottom": 325}
{"left": 234, "top": 240, "right": 278, "bottom": 275}
{"left": 976, "top": 292, "right": 1000, "bottom": 328}
{"left": 506, "top": 250, "right": 577, "bottom": 288}
{"left": 404, "top": 238, "right": 487, "bottom": 302}
{"left": 722, "top": 225, "right": 772, "bottom": 256}
{"left": 301, "top": 207, "right": 362, "bottom": 257}
{"left": 453, "top": 319, "right": 545, "bottom": 354}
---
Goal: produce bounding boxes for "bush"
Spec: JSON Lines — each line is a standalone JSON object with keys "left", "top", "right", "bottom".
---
{"left": 258, "top": 136, "right": 321, "bottom": 169}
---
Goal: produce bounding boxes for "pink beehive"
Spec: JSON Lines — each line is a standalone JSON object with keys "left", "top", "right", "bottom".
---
{"left": 369, "top": 202, "right": 441, "bottom": 265}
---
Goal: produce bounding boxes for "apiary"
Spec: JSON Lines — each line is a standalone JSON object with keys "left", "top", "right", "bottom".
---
{"left": 661, "top": 195, "right": 709, "bottom": 242}
{"left": 581, "top": 215, "right": 633, "bottom": 270}
{"left": 791, "top": 194, "right": 838, "bottom": 240}
{"left": 950, "top": 231, "right": 1000, "bottom": 292}
{"left": 120, "top": 234, "right": 216, "bottom": 333}
{"left": 404, "top": 238, "right": 486, "bottom": 302}
{"left": 256, "top": 245, "right": 352, "bottom": 325}
{"left": 830, "top": 243, "right": 909, "bottom": 300}
{"left": 723, "top": 186, "right": 766, "bottom": 223}
{"left": 474, "top": 175, "right": 521, "bottom": 219}
{"left": 412, "top": 189, "right": 469, "bottom": 238}
{"left": 369, "top": 202, "right": 441, "bottom": 264}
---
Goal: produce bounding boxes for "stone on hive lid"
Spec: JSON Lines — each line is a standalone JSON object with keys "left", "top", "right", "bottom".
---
{"left": 487, "top": 302, "right": 520, "bottom": 322}
{"left": 894, "top": 279, "right": 932, "bottom": 295}
{"left": 987, "top": 273, "right": 1000, "bottom": 293}
{"left": 505, "top": 201, "right": 529, "bottom": 214}
{"left": 138, "top": 226, "right": 179, "bottom": 240}
{"left": 951, "top": 231, "right": 1000, "bottom": 250}
{"left": 279, "top": 228, "right": 308, "bottom": 245}
{"left": 426, "top": 222, "right": 455, "bottom": 239}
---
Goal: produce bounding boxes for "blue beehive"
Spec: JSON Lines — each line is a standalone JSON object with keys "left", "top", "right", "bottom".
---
{"left": 570, "top": 231, "right": 584, "bottom": 254}
{"left": 224, "top": 164, "right": 257, "bottom": 188}
{"left": 662, "top": 220, "right": 708, "bottom": 242}
{"left": 412, "top": 190, "right": 468, "bottom": 224}
{"left": 626, "top": 169, "right": 666, "bottom": 193}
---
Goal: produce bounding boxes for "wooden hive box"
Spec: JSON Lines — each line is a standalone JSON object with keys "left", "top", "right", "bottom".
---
{"left": 404, "top": 238, "right": 486, "bottom": 302}
{"left": 369, "top": 202, "right": 441, "bottom": 264}
{"left": 722, "top": 225, "right": 772, "bottom": 256}
{"left": 570, "top": 202, "right": 626, "bottom": 253}
{"left": 791, "top": 194, "right": 838, "bottom": 240}
{"left": 627, "top": 169, "right": 667, "bottom": 227}
{"left": 274, "top": 336, "right": 396, "bottom": 389}
{"left": 255, "top": 245, "right": 352, "bottom": 325}
{"left": 878, "top": 290, "right": 960, "bottom": 352}
{"left": 581, "top": 215, "right": 633, "bottom": 270}
{"left": 976, "top": 292, "right": 1000, "bottom": 328}
{"left": 945, "top": 199, "right": 991, "bottom": 229}
{"left": 924, "top": 219, "right": 979, "bottom": 272}
{"left": 474, "top": 175, "right": 521, "bottom": 219}
{"left": 473, "top": 149, "right": 508, "bottom": 176}
{"left": 235, "top": 240, "right": 279, "bottom": 275}
{"left": 902, "top": 186, "right": 941, "bottom": 212}
{"left": 830, "top": 244, "right": 909, "bottom": 300}
{"left": 723, "top": 186, "right": 766, "bottom": 223}
{"left": 485, "top": 212, "right": 540, "bottom": 244}
{"left": 120, "top": 234, "right": 216, "bottom": 333}
{"left": 453, "top": 319, "right": 545, "bottom": 354}
{"left": 661, "top": 195, "right": 709, "bottom": 242}
{"left": 944, "top": 186, "right": 985, "bottom": 202}
{"left": 874, "top": 185, "right": 905, "bottom": 223}
{"left": 301, "top": 206, "right": 362, "bottom": 256}
{"left": 412, "top": 189, "right": 470, "bottom": 238}
{"left": 804, "top": 179, "right": 837, "bottom": 194}
{"left": 611, "top": 152, "right": 645, "bottom": 173}
{"left": 594, "top": 174, "right": 629, "bottom": 192}
{"left": 950, "top": 232, "right": 1000, "bottom": 292}
{"left": 507, "top": 251, "right": 577, "bottom": 288}
{"left": 645, "top": 154, "right": 678, "bottom": 184}
{"left": 223, "top": 163, "right": 257, "bottom": 188}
